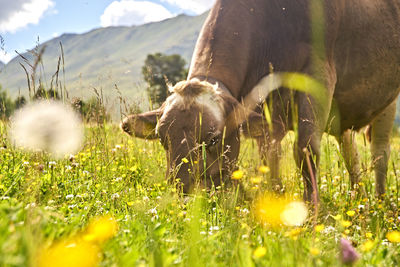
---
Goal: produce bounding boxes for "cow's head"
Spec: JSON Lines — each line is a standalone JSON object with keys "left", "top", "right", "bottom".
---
{"left": 121, "top": 75, "right": 281, "bottom": 193}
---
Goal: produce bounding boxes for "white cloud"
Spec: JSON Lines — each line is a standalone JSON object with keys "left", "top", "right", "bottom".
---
{"left": 101, "top": 0, "right": 174, "bottom": 27}
{"left": 0, "top": 0, "right": 55, "bottom": 33}
{"left": 161, "top": 0, "right": 215, "bottom": 14}
{"left": 0, "top": 50, "right": 13, "bottom": 64}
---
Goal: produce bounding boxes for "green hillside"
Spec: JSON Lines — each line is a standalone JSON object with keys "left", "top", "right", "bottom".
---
{"left": 0, "top": 13, "right": 207, "bottom": 110}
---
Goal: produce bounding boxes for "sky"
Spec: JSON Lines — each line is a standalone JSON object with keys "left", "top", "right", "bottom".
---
{"left": 0, "top": 0, "right": 215, "bottom": 63}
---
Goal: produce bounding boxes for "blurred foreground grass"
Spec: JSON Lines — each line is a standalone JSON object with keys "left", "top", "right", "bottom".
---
{"left": 0, "top": 122, "right": 399, "bottom": 266}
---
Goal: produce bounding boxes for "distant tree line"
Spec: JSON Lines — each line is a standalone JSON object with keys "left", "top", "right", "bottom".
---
{"left": 0, "top": 83, "right": 109, "bottom": 122}
{"left": 1, "top": 52, "right": 188, "bottom": 120}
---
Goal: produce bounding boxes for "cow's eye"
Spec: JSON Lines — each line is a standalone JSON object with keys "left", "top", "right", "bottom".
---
{"left": 207, "top": 134, "right": 221, "bottom": 148}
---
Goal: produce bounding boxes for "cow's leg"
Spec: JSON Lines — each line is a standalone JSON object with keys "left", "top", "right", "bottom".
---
{"left": 294, "top": 101, "right": 324, "bottom": 202}
{"left": 294, "top": 74, "right": 335, "bottom": 202}
{"left": 337, "top": 129, "right": 361, "bottom": 191}
{"left": 370, "top": 100, "right": 396, "bottom": 197}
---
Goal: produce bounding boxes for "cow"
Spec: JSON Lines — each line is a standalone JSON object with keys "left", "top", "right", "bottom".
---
{"left": 121, "top": 0, "right": 400, "bottom": 201}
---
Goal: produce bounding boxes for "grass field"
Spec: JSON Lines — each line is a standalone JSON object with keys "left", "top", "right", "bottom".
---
{"left": 1, "top": 121, "right": 400, "bottom": 266}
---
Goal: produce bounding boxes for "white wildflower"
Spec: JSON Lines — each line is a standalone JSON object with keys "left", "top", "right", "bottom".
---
{"left": 241, "top": 208, "right": 250, "bottom": 214}
{"left": 210, "top": 226, "right": 220, "bottom": 231}
{"left": 9, "top": 100, "right": 83, "bottom": 159}
{"left": 111, "top": 193, "right": 120, "bottom": 199}
{"left": 322, "top": 226, "right": 336, "bottom": 234}
{"left": 25, "top": 203, "right": 36, "bottom": 209}
{"left": 65, "top": 194, "right": 74, "bottom": 200}
{"left": 148, "top": 208, "right": 158, "bottom": 215}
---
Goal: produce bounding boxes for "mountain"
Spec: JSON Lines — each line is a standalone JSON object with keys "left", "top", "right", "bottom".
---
{"left": 0, "top": 13, "right": 208, "bottom": 109}
{"left": 0, "top": 61, "right": 4, "bottom": 68}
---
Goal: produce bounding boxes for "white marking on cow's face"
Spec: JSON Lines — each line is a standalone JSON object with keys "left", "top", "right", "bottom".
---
{"left": 194, "top": 91, "right": 224, "bottom": 126}
{"left": 156, "top": 79, "right": 226, "bottom": 136}
{"left": 155, "top": 94, "right": 183, "bottom": 135}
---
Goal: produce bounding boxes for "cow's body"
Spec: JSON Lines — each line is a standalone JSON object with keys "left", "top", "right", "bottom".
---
{"left": 122, "top": 0, "right": 400, "bottom": 199}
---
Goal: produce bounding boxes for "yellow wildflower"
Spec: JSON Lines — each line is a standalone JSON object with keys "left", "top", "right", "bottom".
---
{"left": 332, "top": 214, "right": 342, "bottom": 220}
{"left": 315, "top": 224, "right": 325, "bottom": 233}
{"left": 346, "top": 210, "right": 356, "bottom": 217}
{"left": 310, "top": 247, "right": 320, "bottom": 256}
{"left": 38, "top": 239, "right": 100, "bottom": 267}
{"left": 365, "top": 232, "right": 373, "bottom": 239}
{"left": 254, "top": 194, "right": 308, "bottom": 227}
{"left": 361, "top": 240, "right": 374, "bottom": 252}
{"left": 84, "top": 216, "right": 118, "bottom": 243}
{"left": 285, "top": 228, "right": 302, "bottom": 240}
{"left": 250, "top": 177, "right": 263, "bottom": 184}
{"left": 387, "top": 231, "right": 400, "bottom": 243}
{"left": 127, "top": 201, "right": 134, "bottom": 207}
{"left": 231, "top": 170, "right": 244, "bottom": 180}
{"left": 258, "top": 166, "right": 270, "bottom": 174}
{"left": 181, "top": 158, "right": 189, "bottom": 164}
{"left": 341, "top": 220, "right": 352, "bottom": 228}
{"left": 253, "top": 246, "right": 267, "bottom": 259}
{"left": 254, "top": 193, "right": 289, "bottom": 227}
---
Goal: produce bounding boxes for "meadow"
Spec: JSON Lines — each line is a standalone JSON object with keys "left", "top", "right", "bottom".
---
{"left": 0, "top": 118, "right": 400, "bottom": 267}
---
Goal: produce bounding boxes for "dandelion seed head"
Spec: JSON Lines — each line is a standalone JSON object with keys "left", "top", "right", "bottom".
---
{"left": 281, "top": 201, "right": 308, "bottom": 226}
{"left": 10, "top": 100, "right": 83, "bottom": 159}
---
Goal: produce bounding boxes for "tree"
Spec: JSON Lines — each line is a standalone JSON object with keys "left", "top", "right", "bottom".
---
{"left": 0, "top": 84, "right": 14, "bottom": 119}
{"left": 142, "top": 53, "right": 187, "bottom": 107}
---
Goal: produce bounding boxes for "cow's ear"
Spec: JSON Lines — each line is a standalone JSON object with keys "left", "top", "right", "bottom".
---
{"left": 241, "top": 111, "right": 268, "bottom": 138}
{"left": 120, "top": 109, "right": 162, "bottom": 139}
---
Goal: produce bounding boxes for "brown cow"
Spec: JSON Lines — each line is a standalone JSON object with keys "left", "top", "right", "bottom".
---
{"left": 121, "top": 0, "right": 400, "bottom": 200}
